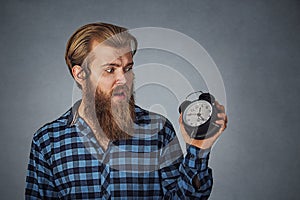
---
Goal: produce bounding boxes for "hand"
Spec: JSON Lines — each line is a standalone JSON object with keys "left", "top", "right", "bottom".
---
{"left": 179, "top": 101, "right": 228, "bottom": 150}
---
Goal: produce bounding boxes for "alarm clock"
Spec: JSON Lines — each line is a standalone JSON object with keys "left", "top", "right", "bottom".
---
{"left": 179, "top": 91, "right": 220, "bottom": 140}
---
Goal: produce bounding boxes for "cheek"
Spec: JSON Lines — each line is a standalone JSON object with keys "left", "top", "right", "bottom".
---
{"left": 96, "top": 77, "right": 116, "bottom": 93}
{"left": 126, "top": 74, "right": 134, "bottom": 89}
{"left": 126, "top": 72, "right": 134, "bottom": 82}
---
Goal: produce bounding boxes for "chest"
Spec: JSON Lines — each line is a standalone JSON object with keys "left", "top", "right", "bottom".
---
{"left": 50, "top": 138, "right": 163, "bottom": 198}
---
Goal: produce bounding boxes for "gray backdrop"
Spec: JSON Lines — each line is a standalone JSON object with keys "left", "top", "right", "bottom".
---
{"left": 1, "top": 0, "right": 299, "bottom": 199}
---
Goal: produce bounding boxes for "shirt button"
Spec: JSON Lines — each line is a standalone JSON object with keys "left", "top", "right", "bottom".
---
{"left": 188, "top": 154, "right": 195, "bottom": 159}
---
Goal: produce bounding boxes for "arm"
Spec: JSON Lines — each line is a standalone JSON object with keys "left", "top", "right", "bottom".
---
{"left": 25, "top": 138, "right": 58, "bottom": 199}
{"left": 160, "top": 101, "right": 227, "bottom": 199}
{"left": 159, "top": 127, "right": 213, "bottom": 199}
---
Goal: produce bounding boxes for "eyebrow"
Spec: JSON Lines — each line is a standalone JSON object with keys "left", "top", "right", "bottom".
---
{"left": 100, "top": 62, "right": 134, "bottom": 68}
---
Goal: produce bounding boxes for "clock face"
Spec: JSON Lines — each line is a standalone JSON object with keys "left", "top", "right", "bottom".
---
{"left": 183, "top": 100, "right": 212, "bottom": 127}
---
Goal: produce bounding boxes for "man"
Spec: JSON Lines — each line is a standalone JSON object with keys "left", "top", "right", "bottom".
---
{"left": 25, "top": 22, "right": 227, "bottom": 199}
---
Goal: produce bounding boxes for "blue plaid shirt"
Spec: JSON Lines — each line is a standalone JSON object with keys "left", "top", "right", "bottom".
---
{"left": 26, "top": 101, "right": 213, "bottom": 199}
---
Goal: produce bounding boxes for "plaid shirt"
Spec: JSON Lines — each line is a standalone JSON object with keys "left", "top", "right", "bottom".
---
{"left": 26, "top": 101, "right": 213, "bottom": 199}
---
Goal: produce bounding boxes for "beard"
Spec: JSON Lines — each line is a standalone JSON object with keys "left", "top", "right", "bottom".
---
{"left": 84, "top": 81, "right": 135, "bottom": 141}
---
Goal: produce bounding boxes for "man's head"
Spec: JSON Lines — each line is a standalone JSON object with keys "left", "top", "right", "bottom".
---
{"left": 65, "top": 22, "right": 138, "bottom": 140}
{"left": 65, "top": 22, "right": 137, "bottom": 90}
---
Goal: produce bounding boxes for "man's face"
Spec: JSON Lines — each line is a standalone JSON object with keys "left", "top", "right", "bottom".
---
{"left": 86, "top": 41, "right": 134, "bottom": 104}
{"left": 80, "top": 41, "right": 136, "bottom": 140}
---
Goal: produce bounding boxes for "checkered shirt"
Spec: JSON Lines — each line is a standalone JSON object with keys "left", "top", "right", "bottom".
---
{"left": 25, "top": 101, "right": 213, "bottom": 199}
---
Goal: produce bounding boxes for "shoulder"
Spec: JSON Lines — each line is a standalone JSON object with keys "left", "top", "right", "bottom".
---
{"left": 32, "top": 107, "right": 75, "bottom": 150}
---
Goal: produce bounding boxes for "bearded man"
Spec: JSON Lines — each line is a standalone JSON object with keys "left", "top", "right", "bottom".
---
{"left": 25, "top": 22, "right": 227, "bottom": 199}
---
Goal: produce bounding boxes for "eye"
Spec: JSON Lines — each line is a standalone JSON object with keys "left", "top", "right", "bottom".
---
{"left": 124, "top": 65, "right": 133, "bottom": 73}
{"left": 105, "top": 67, "right": 115, "bottom": 73}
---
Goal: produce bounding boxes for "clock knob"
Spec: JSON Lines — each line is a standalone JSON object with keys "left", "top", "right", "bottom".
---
{"left": 199, "top": 93, "right": 215, "bottom": 104}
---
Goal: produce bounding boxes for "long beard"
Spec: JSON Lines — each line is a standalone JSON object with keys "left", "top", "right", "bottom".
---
{"left": 84, "top": 82, "right": 135, "bottom": 141}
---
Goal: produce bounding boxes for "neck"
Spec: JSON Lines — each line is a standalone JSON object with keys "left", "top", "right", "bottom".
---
{"left": 78, "top": 100, "right": 110, "bottom": 151}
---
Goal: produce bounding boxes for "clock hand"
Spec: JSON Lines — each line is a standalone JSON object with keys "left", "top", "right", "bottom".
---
{"left": 197, "top": 107, "right": 205, "bottom": 120}
{"left": 198, "top": 115, "right": 205, "bottom": 121}
{"left": 197, "top": 112, "right": 205, "bottom": 121}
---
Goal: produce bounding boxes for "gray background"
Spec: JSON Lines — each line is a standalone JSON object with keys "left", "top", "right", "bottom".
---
{"left": 1, "top": 0, "right": 299, "bottom": 199}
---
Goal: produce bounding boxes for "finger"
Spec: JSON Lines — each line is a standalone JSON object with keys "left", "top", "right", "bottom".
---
{"left": 215, "top": 101, "right": 225, "bottom": 113}
{"left": 216, "top": 120, "right": 227, "bottom": 132}
{"left": 224, "top": 115, "right": 228, "bottom": 124}
{"left": 215, "top": 119, "right": 227, "bottom": 131}
{"left": 178, "top": 113, "right": 183, "bottom": 124}
{"left": 215, "top": 119, "right": 225, "bottom": 126}
{"left": 215, "top": 114, "right": 228, "bottom": 126}
{"left": 217, "top": 113, "right": 227, "bottom": 120}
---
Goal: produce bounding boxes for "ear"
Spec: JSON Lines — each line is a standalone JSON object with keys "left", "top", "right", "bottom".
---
{"left": 72, "top": 65, "right": 85, "bottom": 87}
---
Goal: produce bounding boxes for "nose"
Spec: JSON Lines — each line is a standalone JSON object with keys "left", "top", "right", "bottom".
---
{"left": 115, "top": 70, "right": 126, "bottom": 85}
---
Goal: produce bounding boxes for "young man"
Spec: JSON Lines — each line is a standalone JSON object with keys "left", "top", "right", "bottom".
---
{"left": 25, "top": 22, "right": 227, "bottom": 199}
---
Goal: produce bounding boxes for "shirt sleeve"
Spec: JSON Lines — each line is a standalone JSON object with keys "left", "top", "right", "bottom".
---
{"left": 159, "top": 122, "right": 213, "bottom": 199}
{"left": 25, "top": 138, "right": 59, "bottom": 199}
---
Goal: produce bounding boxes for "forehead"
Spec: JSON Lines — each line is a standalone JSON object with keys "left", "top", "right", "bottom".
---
{"left": 89, "top": 40, "right": 133, "bottom": 65}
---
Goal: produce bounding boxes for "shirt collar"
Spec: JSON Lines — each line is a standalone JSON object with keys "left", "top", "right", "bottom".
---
{"left": 66, "top": 100, "right": 82, "bottom": 127}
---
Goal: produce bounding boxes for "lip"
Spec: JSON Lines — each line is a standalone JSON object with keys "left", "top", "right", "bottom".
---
{"left": 112, "top": 90, "right": 127, "bottom": 100}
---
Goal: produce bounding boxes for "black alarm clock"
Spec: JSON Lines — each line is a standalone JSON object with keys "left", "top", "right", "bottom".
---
{"left": 179, "top": 91, "right": 220, "bottom": 140}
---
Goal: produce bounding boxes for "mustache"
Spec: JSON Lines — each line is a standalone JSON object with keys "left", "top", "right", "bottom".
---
{"left": 111, "top": 85, "right": 130, "bottom": 96}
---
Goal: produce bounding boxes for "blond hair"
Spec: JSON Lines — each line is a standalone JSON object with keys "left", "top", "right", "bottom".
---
{"left": 65, "top": 22, "right": 137, "bottom": 79}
